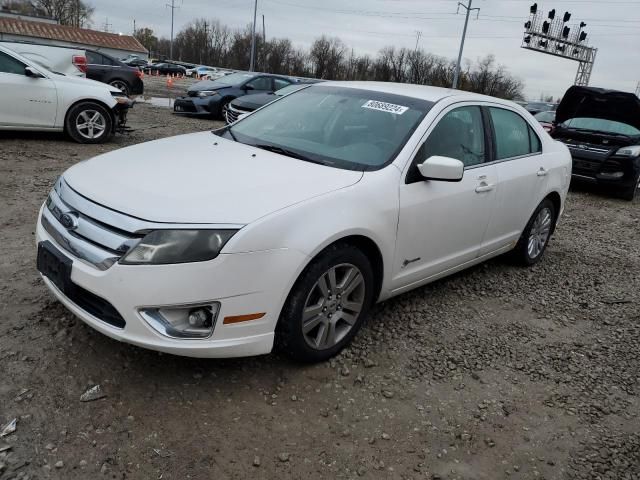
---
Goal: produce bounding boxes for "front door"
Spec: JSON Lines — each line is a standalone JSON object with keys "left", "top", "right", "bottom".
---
{"left": 0, "top": 51, "right": 57, "bottom": 128}
{"left": 393, "top": 105, "right": 498, "bottom": 292}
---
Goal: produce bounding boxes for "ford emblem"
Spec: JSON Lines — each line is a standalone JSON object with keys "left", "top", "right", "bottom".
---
{"left": 60, "top": 213, "right": 79, "bottom": 230}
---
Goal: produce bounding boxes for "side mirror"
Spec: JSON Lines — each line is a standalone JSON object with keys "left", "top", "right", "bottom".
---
{"left": 25, "top": 66, "right": 44, "bottom": 78}
{"left": 417, "top": 156, "right": 464, "bottom": 182}
{"left": 244, "top": 84, "right": 255, "bottom": 91}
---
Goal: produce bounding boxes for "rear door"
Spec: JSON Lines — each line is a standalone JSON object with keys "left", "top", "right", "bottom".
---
{"left": 0, "top": 50, "right": 57, "bottom": 128}
{"left": 86, "top": 51, "right": 109, "bottom": 83}
{"left": 393, "top": 104, "right": 498, "bottom": 291}
{"left": 479, "top": 106, "right": 549, "bottom": 255}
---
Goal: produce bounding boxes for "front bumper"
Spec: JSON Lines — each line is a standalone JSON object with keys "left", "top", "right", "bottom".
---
{"left": 113, "top": 99, "right": 132, "bottom": 133}
{"left": 173, "top": 96, "right": 220, "bottom": 117}
{"left": 36, "top": 207, "right": 307, "bottom": 358}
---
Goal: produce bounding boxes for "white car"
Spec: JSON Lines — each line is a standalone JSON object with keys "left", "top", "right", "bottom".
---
{"left": 0, "top": 40, "right": 87, "bottom": 77}
{"left": 36, "top": 82, "right": 571, "bottom": 361}
{"left": 0, "top": 44, "right": 131, "bottom": 143}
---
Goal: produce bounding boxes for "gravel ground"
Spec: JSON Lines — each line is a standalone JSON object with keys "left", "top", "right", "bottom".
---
{"left": 0, "top": 101, "right": 639, "bottom": 480}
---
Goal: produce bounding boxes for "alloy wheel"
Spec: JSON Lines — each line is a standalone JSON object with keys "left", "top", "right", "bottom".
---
{"left": 527, "top": 207, "right": 552, "bottom": 259}
{"left": 109, "top": 80, "right": 129, "bottom": 96}
{"left": 302, "top": 263, "right": 366, "bottom": 350}
{"left": 75, "top": 110, "right": 107, "bottom": 140}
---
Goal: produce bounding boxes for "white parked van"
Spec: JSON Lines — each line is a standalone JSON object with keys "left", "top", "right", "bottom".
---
{"left": 0, "top": 40, "right": 87, "bottom": 77}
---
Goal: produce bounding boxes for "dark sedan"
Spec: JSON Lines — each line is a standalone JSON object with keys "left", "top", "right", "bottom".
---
{"left": 173, "top": 72, "right": 294, "bottom": 119}
{"left": 86, "top": 50, "right": 144, "bottom": 96}
{"left": 225, "top": 83, "right": 316, "bottom": 124}
{"left": 552, "top": 86, "right": 640, "bottom": 201}
{"left": 144, "top": 63, "right": 187, "bottom": 76}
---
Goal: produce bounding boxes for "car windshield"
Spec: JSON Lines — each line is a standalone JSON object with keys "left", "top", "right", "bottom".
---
{"left": 561, "top": 117, "right": 640, "bottom": 136}
{"left": 227, "top": 85, "right": 432, "bottom": 171}
{"left": 212, "top": 72, "right": 256, "bottom": 85}
{"left": 535, "top": 111, "right": 555, "bottom": 123}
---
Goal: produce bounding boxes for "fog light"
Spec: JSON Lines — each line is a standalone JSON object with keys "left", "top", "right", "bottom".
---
{"left": 599, "top": 171, "right": 624, "bottom": 179}
{"left": 188, "top": 308, "right": 212, "bottom": 328}
{"left": 139, "top": 303, "right": 220, "bottom": 339}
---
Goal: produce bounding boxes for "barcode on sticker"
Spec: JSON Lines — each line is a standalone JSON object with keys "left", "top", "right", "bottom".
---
{"left": 362, "top": 100, "right": 409, "bottom": 115}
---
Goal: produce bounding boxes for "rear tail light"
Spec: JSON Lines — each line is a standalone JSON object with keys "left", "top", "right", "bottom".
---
{"left": 135, "top": 69, "right": 144, "bottom": 79}
{"left": 72, "top": 55, "right": 87, "bottom": 73}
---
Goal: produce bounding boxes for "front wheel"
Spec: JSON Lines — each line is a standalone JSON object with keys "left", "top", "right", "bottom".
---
{"left": 620, "top": 175, "right": 639, "bottom": 201}
{"left": 276, "top": 243, "right": 375, "bottom": 362}
{"left": 65, "top": 102, "right": 113, "bottom": 144}
{"left": 511, "top": 199, "right": 556, "bottom": 266}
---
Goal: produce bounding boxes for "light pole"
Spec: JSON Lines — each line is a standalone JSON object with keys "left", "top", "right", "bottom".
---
{"left": 249, "top": 0, "right": 258, "bottom": 71}
{"left": 166, "top": 0, "right": 179, "bottom": 60}
{"left": 452, "top": 0, "right": 479, "bottom": 89}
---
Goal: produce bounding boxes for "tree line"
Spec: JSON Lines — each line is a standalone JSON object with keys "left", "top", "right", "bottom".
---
{"left": 2, "top": 0, "right": 524, "bottom": 99}
{"left": 137, "top": 20, "right": 524, "bottom": 100}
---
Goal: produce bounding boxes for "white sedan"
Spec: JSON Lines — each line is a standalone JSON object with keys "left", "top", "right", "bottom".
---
{"left": 36, "top": 82, "right": 571, "bottom": 362}
{"left": 0, "top": 44, "right": 131, "bottom": 143}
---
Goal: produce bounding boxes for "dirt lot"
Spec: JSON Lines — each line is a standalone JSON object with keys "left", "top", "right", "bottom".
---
{"left": 1, "top": 100, "right": 639, "bottom": 480}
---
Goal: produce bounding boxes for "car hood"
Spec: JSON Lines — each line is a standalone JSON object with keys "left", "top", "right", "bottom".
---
{"left": 188, "top": 79, "right": 234, "bottom": 92}
{"left": 63, "top": 131, "right": 363, "bottom": 225}
{"left": 556, "top": 86, "right": 640, "bottom": 130}
{"left": 231, "top": 93, "right": 277, "bottom": 110}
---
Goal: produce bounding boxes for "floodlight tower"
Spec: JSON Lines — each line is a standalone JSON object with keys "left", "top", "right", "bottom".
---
{"left": 521, "top": 4, "right": 597, "bottom": 86}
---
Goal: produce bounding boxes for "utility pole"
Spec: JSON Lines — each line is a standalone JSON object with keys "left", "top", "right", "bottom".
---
{"left": 166, "top": 0, "right": 180, "bottom": 60}
{"left": 414, "top": 31, "right": 422, "bottom": 52}
{"left": 133, "top": 19, "right": 136, "bottom": 35}
{"left": 203, "top": 20, "right": 209, "bottom": 64}
{"left": 452, "top": 0, "right": 479, "bottom": 89}
{"left": 249, "top": 0, "right": 258, "bottom": 71}
{"left": 102, "top": 18, "right": 112, "bottom": 33}
{"left": 262, "top": 14, "right": 266, "bottom": 71}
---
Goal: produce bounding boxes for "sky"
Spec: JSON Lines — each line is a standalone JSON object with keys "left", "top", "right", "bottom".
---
{"left": 92, "top": 0, "right": 640, "bottom": 100}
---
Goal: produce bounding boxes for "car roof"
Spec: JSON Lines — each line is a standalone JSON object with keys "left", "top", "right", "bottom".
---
{"left": 317, "top": 81, "right": 513, "bottom": 105}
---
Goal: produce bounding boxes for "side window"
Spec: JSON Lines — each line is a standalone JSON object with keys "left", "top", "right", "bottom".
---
{"left": 246, "top": 76, "right": 272, "bottom": 91}
{"left": 0, "top": 51, "right": 26, "bottom": 75}
{"left": 420, "top": 106, "right": 486, "bottom": 167}
{"left": 489, "top": 107, "right": 535, "bottom": 159}
{"left": 529, "top": 126, "right": 542, "bottom": 153}
{"left": 273, "top": 78, "right": 291, "bottom": 90}
{"left": 86, "top": 51, "right": 101, "bottom": 64}
{"left": 100, "top": 55, "right": 115, "bottom": 66}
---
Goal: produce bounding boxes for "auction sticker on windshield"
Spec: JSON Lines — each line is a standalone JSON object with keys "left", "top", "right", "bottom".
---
{"left": 362, "top": 100, "right": 409, "bottom": 115}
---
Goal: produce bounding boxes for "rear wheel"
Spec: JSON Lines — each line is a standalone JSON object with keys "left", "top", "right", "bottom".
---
{"left": 511, "top": 199, "right": 556, "bottom": 266}
{"left": 65, "top": 102, "right": 113, "bottom": 144}
{"left": 276, "top": 243, "right": 374, "bottom": 362}
{"left": 109, "top": 79, "right": 130, "bottom": 96}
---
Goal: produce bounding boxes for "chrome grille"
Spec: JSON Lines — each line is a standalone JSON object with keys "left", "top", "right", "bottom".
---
{"left": 225, "top": 105, "right": 248, "bottom": 124}
{"left": 42, "top": 179, "right": 143, "bottom": 270}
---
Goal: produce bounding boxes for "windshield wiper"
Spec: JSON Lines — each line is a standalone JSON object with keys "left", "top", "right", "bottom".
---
{"left": 252, "top": 143, "right": 326, "bottom": 164}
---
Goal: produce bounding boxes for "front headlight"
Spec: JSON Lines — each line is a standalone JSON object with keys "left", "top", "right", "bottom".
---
{"left": 616, "top": 145, "right": 640, "bottom": 157}
{"left": 196, "top": 90, "right": 218, "bottom": 98}
{"left": 120, "top": 230, "right": 238, "bottom": 265}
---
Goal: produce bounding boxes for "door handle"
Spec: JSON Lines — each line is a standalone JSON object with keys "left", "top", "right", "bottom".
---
{"left": 475, "top": 183, "right": 495, "bottom": 193}
{"left": 537, "top": 167, "right": 548, "bottom": 177}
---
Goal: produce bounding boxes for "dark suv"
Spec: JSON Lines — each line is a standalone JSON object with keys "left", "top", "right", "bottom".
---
{"left": 552, "top": 86, "right": 640, "bottom": 201}
{"left": 86, "top": 50, "right": 144, "bottom": 96}
{"left": 174, "top": 72, "right": 294, "bottom": 119}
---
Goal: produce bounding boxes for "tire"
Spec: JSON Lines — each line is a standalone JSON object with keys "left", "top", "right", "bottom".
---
{"left": 620, "top": 175, "right": 639, "bottom": 201}
{"left": 65, "top": 102, "right": 113, "bottom": 144}
{"left": 109, "top": 79, "right": 130, "bottom": 96}
{"left": 276, "top": 243, "right": 375, "bottom": 363}
{"left": 511, "top": 198, "right": 556, "bottom": 266}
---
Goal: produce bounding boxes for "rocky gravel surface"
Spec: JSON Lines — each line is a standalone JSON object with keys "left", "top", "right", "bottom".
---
{"left": 1, "top": 103, "right": 639, "bottom": 479}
